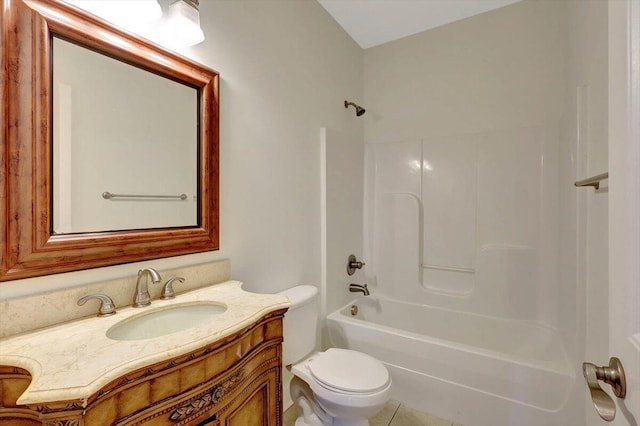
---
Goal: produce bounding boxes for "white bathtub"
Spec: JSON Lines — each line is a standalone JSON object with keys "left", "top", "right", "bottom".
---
{"left": 326, "top": 295, "right": 576, "bottom": 426}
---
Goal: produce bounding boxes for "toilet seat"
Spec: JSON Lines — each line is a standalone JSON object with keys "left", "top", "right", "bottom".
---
{"left": 291, "top": 349, "right": 392, "bottom": 409}
{"left": 307, "top": 348, "right": 390, "bottom": 394}
{"left": 291, "top": 349, "right": 392, "bottom": 421}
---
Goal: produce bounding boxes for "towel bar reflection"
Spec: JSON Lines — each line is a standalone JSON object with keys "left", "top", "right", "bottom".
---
{"left": 102, "top": 192, "right": 188, "bottom": 200}
{"left": 574, "top": 172, "right": 608, "bottom": 190}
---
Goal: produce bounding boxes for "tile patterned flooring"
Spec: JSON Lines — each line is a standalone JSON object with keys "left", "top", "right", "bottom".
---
{"left": 284, "top": 400, "right": 462, "bottom": 426}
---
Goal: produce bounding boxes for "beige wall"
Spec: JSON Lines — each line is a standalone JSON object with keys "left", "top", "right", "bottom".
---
{"left": 196, "top": 0, "right": 363, "bottom": 296}
{"left": 321, "top": 128, "right": 364, "bottom": 319}
{"left": 0, "top": 0, "right": 363, "bottom": 300}
{"left": 363, "top": 0, "right": 567, "bottom": 143}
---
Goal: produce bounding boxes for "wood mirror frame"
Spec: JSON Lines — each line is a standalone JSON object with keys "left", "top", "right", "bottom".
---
{"left": 0, "top": 0, "right": 220, "bottom": 281}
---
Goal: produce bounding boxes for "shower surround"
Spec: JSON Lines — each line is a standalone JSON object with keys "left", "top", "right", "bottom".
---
{"left": 327, "top": 125, "right": 577, "bottom": 425}
{"left": 363, "top": 127, "right": 561, "bottom": 323}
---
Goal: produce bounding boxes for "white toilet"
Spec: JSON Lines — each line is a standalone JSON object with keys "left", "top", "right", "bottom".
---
{"left": 279, "top": 285, "right": 391, "bottom": 426}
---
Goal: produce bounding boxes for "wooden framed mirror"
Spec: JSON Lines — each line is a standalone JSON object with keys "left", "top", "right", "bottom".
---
{"left": 0, "top": 0, "right": 219, "bottom": 281}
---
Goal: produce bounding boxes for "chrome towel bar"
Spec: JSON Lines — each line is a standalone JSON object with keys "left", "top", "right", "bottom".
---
{"left": 102, "top": 192, "right": 188, "bottom": 200}
{"left": 574, "top": 172, "right": 608, "bottom": 190}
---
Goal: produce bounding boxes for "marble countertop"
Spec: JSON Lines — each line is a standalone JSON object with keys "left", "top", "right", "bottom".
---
{"left": 0, "top": 281, "right": 289, "bottom": 405}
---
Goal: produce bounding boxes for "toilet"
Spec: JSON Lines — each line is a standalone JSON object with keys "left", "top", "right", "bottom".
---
{"left": 279, "top": 285, "right": 391, "bottom": 426}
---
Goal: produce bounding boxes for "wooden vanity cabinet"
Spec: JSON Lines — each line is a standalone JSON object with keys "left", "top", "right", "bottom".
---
{"left": 0, "top": 309, "right": 286, "bottom": 426}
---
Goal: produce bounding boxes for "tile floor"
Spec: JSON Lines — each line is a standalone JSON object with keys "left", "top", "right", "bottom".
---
{"left": 283, "top": 400, "right": 462, "bottom": 426}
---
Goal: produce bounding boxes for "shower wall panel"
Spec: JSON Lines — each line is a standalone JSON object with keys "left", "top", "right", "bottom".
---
{"left": 365, "top": 125, "right": 560, "bottom": 323}
{"left": 422, "top": 135, "right": 477, "bottom": 295}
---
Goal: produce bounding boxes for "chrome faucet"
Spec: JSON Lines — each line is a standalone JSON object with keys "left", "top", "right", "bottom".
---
{"left": 133, "top": 268, "right": 161, "bottom": 307}
{"left": 349, "top": 283, "right": 370, "bottom": 296}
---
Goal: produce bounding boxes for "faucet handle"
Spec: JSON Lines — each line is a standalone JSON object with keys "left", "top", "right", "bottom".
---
{"left": 347, "top": 254, "right": 366, "bottom": 275}
{"left": 77, "top": 294, "right": 116, "bottom": 317}
{"left": 161, "top": 277, "right": 185, "bottom": 300}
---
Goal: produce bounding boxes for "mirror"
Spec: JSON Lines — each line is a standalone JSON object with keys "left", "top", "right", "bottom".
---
{"left": 0, "top": 0, "right": 219, "bottom": 281}
{"left": 52, "top": 37, "right": 198, "bottom": 233}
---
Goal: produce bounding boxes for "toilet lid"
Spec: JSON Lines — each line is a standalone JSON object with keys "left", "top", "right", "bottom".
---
{"left": 307, "top": 348, "right": 389, "bottom": 393}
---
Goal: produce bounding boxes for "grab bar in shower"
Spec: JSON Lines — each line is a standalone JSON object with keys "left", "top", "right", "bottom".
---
{"left": 102, "top": 192, "right": 188, "bottom": 200}
{"left": 421, "top": 264, "right": 475, "bottom": 274}
{"left": 574, "top": 172, "right": 608, "bottom": 190}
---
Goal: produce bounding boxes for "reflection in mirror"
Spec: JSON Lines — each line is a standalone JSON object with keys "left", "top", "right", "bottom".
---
{"left": 52, "top": 37, "right": 198, "bottom": 234}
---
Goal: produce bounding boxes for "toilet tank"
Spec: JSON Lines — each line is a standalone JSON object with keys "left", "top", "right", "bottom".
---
{"left": 278, "top": 285, "right": 318, "bottom": 366}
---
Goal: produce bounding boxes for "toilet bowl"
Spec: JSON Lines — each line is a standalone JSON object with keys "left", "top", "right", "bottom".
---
{"left": 291, "top": 348, "right": 391, "bottom": 425}
{"left": 279, "top": 286, "right": 391, "bottom": 426}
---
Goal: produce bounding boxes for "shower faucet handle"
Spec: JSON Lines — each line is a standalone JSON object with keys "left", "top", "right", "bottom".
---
{"left": 347, "top": 254, "right": 366, "bottom": 275}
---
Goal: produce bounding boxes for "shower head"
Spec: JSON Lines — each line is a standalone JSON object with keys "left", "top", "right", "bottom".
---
{"left": 344, "top": 100, "right": 366, "bottom": 117}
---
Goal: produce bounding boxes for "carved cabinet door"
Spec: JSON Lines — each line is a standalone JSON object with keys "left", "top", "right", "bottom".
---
{"left": 214, "top": 368, "right": 280, "bottom": 426}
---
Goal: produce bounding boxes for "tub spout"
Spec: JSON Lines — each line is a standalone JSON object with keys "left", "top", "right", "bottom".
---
{"left": 349, "top": 283, "right": 370, "bottom": 296}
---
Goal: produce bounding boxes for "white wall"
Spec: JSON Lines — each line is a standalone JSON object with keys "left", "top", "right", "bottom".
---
{"left": 0, "top": 0, "right": 363, "bottom": 300}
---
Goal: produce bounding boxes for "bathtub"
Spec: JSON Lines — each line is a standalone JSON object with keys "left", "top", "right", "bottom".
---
{"left": 326, "top": 295, "right": 576, "bottom": 426}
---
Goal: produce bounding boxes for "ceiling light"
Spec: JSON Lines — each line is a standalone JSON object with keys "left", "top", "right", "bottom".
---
{"left": 164, "top": 0, "right": 205, "bottom": 47}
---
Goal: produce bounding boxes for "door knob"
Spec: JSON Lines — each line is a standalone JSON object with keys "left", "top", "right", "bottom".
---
{"left": 582, "top": 357, "right": 626, "bottom": 421}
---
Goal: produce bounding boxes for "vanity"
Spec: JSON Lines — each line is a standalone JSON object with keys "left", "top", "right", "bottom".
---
{"left": 0, "top": 281, "right": 289, "bottom": 425}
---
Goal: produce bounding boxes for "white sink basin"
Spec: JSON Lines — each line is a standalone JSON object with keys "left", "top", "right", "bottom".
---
{"left": 106, "top": 303, "right": 227, "bottom": 341}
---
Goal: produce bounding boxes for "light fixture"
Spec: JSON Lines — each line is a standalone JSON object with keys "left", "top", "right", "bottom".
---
{"left": 64, "top": 1, "right": 163, "bottom": 33}
{"left": 164, "top": 0, "right": 205, "bottom": 47}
